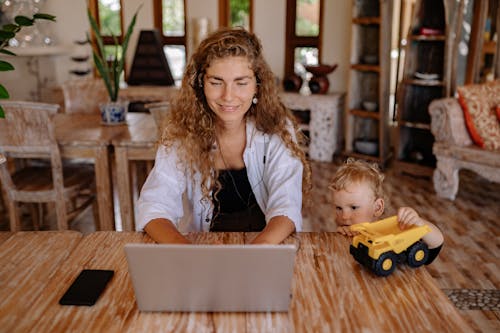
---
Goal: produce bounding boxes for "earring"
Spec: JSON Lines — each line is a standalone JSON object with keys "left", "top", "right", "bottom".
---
{"left": 252, "top": 96, "right": 258, "bottom": 105}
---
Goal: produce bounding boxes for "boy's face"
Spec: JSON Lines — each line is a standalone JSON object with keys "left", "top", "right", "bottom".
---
{"left": 332, "top": 181, "right": 384, "bottom": 227}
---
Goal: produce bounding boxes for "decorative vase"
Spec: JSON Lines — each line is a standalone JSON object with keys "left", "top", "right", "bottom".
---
{"left": 282, "top": 73, "right": 303, "bottom": 92}
{"left": 99, "top": 101, "right": 129, "bottom": 125}
{"left": 304, "top": 64, "right": 338, "bottom": 94}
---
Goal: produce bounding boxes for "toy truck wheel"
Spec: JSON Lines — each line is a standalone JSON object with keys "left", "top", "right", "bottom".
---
{"left": 374, "top": 252, "right": 397, "bottom": 276}
{"left": 407, "top": 241, "right": 429, "bottom": 268}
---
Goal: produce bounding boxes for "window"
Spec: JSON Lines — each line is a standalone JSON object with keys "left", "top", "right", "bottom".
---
{"left": 285, "top": 0, "right": 324, "bottom": 78}
{"left": 153, "top": 0, "right": 187, "bottom": 83}
{"left": 219, "top": 0, "right": 253, "bottom": 31}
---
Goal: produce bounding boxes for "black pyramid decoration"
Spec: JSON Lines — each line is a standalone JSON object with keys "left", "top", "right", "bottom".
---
{"left": 127, "top": 29, "right": 175, "bottom": 86}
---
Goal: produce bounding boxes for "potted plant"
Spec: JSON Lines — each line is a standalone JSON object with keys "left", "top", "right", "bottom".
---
{"left": 0, "top": 13, "right": 56, "bottom": 118}
{"left": 87, "top": 6, "right": 141, "bottom": 125}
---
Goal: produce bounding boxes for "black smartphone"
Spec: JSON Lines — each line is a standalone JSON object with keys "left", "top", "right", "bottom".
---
{"left": 59, "top": 269, "right": 114, "bottom": 306}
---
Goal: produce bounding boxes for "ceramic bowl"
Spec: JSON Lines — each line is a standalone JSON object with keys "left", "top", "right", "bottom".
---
{"left": 354, "top": 139, "right": 378, "bottom": 156}
{"left": 304, "top": 64, "right": 338, "bottom": 76}
{"left": 362, "top": 101, "right": 378, "bottom": 111}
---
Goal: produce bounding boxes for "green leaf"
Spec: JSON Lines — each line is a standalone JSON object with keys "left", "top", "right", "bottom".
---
{"left": 1, "top": 24, "right": 19, "bottom": 32}
{"left": 0, "top": 83, "right": 10, "bottom": 98}
{"left": 0, "top": 30, "right": 15, "bottom": 39}
{"left": 0, "top": 105, "right": 4, "bottom": 118}
{"left": 87, "top": 8, "right": 110, "bottom": 80}
{"left": 0, "top": 49, "right": 16, "bottom": 56}
{"left": 114, "top": 5, "right": 141, "bottom": 98}
{"left": 33, "top": 13, "right": 56, "bottom": 21}
{"left": 14, "top": 16, "right": 34, "bottom": 27}
{"left": 93, "top": 53, "right": 115, "bottom": 101}
{"left": 0, "top": 60, "right": 14, "bottom": 71}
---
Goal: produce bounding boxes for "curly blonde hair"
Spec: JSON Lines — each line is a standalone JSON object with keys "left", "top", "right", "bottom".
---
{"left": 160, "top": 27, "right": 311, "bottom": 203}
{"left": 329, "top": 158, "right": 385, "bottom": 200}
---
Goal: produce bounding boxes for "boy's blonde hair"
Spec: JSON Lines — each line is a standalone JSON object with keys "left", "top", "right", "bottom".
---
{"left": 329, "top": 158, "right": 385, "bottom": 200}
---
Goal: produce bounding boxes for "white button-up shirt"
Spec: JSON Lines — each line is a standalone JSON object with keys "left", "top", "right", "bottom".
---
{"left": 136, "top": 120, "right": 303, "bottom": 232}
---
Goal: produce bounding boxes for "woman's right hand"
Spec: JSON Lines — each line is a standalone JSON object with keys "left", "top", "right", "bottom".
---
{"left": 144, "top": 219, "right": 192, "bottom": 244}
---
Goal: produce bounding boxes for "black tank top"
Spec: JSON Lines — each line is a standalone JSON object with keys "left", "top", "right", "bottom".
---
{"left": 211, "top": 168, "right": 266, "bottom": 232}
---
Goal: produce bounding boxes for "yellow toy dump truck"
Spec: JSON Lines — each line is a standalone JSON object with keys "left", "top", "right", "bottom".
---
{"left": 349, "top": 216, "right": 431, "bottom": 276}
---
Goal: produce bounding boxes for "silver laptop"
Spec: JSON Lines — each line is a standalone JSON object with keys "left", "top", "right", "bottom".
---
{"left": 124, "top": 243, "right": 297, "bottom": 312}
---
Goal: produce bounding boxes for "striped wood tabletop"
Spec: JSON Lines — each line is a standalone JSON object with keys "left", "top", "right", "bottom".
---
{"left": 1, "top": 231, "right": 471, "bottom": 333}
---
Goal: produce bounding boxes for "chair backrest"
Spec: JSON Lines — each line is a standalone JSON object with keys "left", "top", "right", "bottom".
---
{"left": 61, "top": 78, "right": 108, "bottom": 114}
{"left": 0, "top": 101, "right": 60, "bottom": 153}
{"left": 0, "top": 101, "right": 62, "bottom": 190}
{"left": 146, "top": 101, "right": 170, "bottom": 132}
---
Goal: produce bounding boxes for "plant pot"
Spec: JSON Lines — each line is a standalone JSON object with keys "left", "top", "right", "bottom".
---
{"left": 99, "top": 101, "right": 129, "bottom": 125}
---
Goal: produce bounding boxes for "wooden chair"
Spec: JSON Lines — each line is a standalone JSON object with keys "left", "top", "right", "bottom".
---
{"left": 0, "top": 101, "right": 97, "bottom": 231}
{"left": 146, "top": 101, "right": 170, "bottom": 132}
{"left": 125, "top": 101, "right": 170, "bottom": 205}
{"left": 61, "top": 78, "right": 108, "bottom": 114}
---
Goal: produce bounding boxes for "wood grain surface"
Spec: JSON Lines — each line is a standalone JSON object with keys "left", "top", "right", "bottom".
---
{"left": 0, "top": 231, "right": 13, "bottom": 245}
{"left": 0, "top": 231, "right": 82, "bottom": 332}
{"left": 1, "top": 231, "right": 472, "bottom": 332}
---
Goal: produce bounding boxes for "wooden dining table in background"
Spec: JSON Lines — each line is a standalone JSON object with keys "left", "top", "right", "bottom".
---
{"left": 54, "top": 112, "right": 152, "bottom": 230}
{"left": 0, "top": 231, "right": 472, "bottom": 332}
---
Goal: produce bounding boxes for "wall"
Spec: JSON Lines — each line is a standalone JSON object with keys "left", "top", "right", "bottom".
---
{"left": 2, "top": 0, "right": 351, "bottom": 101}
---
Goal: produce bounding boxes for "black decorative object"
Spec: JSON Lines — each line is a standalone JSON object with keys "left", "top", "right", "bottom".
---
{"left": 127, "top": 30, "right": 175, "bottom": 86}
{"left": 305, "top": 64, "right": 338, "bottom": 94}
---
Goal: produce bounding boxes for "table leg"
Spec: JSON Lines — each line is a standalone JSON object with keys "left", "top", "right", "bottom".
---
{"left": 115, "top": 147, "right": 134, "bottom": 231}
{"left": 94, "top": 146, "right": 115, "bottom": 230}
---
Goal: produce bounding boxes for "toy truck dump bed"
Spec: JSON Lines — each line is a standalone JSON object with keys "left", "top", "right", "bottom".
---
{"left": 349, "top": 216, "right": 431, "bottom": 276}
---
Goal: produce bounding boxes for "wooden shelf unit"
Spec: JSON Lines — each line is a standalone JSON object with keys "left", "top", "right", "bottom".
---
{"left": 343, "top": 0, "right": 394, "bottom": 167}
{"left": 394, "top": 0, "right": 461, "bottom": 177}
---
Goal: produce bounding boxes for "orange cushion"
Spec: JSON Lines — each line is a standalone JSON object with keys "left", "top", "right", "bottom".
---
{"left": 457, "top": 80, "right": 500, "bottom": 150}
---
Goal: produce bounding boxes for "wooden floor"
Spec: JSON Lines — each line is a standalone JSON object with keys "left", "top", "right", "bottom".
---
{"left": 1, "top": 160, "right": 499, "bottom": 332}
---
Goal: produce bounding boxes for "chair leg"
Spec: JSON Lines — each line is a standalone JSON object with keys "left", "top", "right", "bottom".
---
{"left": 28, "top": 203, "right": 41, "bottom": 230}
{"left": 7, "top": 201, "right": 21, "bottom": 231}
{"left": 92, "top": 199, "right": 100, "bottom": 231}
{"left": 55, "top": 200, "right": 69, "bottom": 230}
{"left": 433, "top": 156, "right": 459, "bottom": 200}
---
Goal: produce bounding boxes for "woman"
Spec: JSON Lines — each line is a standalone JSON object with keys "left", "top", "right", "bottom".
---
{"left": 136, "top": 27, "right": 311, "bottom": 244}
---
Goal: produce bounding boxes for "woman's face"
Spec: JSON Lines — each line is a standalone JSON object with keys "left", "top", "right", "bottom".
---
{"left": 203, "top": 56, "right": 257, "bottom": 126}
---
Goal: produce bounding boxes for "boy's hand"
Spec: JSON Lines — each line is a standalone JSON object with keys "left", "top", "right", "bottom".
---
{"left": 397, "top": 207, "right": 424, "bottom": 229}
{"left": 336, "top": 225, "right": 359, "bottom": 237}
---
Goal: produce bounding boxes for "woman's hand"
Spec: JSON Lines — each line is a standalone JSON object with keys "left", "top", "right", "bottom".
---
{"left": 250, "top": 216, "right": 295, "bottom": 244}
{"left": 144, "top": 218, "right": 192, "bottom": 244}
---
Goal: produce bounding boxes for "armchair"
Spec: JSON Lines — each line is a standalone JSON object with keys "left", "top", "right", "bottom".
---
{"left": 429, "top": 85, "right": 500, "bottom": 200}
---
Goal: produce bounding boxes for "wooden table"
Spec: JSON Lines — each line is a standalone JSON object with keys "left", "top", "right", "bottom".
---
{"left": 54, "top": 113, "right": 149, "bottom": 230}
{"left": 0, "top": 231, "right": 13, "bottom": 245}
{"left": 112, "top": 114, "right": 158, "bottom": 231}
{"left": 0, "top": 231, "right": 82, "bottom": 332}
{"left": 1, "top": 231, "right": 471, "bottom": 332}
